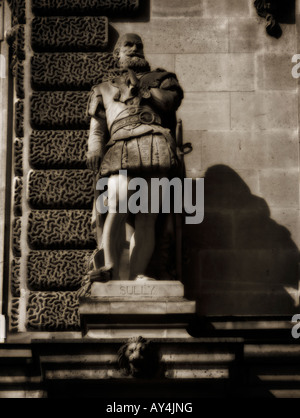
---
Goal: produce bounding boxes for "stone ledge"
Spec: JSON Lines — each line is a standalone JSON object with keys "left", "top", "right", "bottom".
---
{"left": 80, "top": 298, "right": 196, "bottom": 315}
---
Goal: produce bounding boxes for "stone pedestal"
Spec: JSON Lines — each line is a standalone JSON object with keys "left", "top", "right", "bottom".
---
{"left": 79, "top": 279, "right": 196, "bottom": 338}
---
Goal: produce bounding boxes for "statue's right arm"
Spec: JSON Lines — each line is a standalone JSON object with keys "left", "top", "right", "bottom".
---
{"left": 86, "top": 86, "right": 108, "bottom": 171}
{"left": 86, "top": 117, "right": 108, "bottom": 171}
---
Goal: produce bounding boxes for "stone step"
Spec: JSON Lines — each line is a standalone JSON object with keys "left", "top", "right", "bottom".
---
{"left": 91, "top": 280, "right": 185, "bottom": 298}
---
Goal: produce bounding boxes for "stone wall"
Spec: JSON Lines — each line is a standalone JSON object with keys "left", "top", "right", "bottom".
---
{"left": 112, "top": 0, "right": 300, "bottom": 315}
{"left": 4, "top": 0, "right": 300, "bottom": 334}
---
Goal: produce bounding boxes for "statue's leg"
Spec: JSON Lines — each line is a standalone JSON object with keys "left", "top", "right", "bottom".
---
{"left": 129, "top": 211, "right": 159, "bottom": 280}
{"left": 101, "top": 174, "right": 129, "bottom": 280}
{"left": 128, "top": 175, "right": 164, "bottom": 280}
{"left": 102, "top": 212, "right": 127, "bottom": 279}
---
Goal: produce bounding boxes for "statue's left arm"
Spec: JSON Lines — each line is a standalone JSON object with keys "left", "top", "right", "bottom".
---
{"left": 148, "top": 76, "right": 183, "bottom": 113}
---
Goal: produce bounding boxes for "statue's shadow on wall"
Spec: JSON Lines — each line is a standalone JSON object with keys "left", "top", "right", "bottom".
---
{"left": 183, "top": 165, "right": 300, "bottom": 316}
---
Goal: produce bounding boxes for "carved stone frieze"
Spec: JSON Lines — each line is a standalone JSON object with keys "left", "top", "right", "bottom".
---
{"left": 27, "top": 210, "right": 95, "bottom": 249}
{"left": 28, "top": 170, "right": 94, "bottom": 209}
{"left": 27, "top": 250, "right": 93, "bottom": 291}
{"left": 31, "top": 0, "right": 139, "bottom": 16}
{"left": 27, "top": 291, "right": 80, "bottom": 330}
{"left": 31, "top": 52, "right": 116, "bottom": 90}
{"left": 30, "top": 91, "right": 90, "bottom": 130}
{"left": 31, "top": 17, "right": 108, "bottom": 52}
{"left": 29, "top": 130, "right": 88, "bottom": 169}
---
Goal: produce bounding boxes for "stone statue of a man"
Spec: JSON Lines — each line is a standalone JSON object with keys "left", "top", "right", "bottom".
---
{"left": 86, "top": 33, "right": 183, "bottom": 282}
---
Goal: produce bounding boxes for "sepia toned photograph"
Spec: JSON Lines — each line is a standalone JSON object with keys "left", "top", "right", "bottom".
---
{"left": 0, "top": 0, "right": 300, "bottom": 404}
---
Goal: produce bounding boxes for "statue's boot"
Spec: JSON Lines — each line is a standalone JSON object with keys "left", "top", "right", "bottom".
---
{"left": 88, "top": 248, "right": 104, "bottom": 271}
{"left": 134, "top": 275, "right": 156, "bottom": 281}
{"left": 88, "top": 266, "right": 113, "bottom": 283}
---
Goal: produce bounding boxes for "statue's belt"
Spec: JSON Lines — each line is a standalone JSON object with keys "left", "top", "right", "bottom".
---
{"left": 110, "top": 111, "right": 161, "bottom": 137}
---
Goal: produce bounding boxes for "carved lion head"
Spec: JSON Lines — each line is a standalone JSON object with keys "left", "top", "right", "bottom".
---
{"left": 117, "top": 336, "right": 159, "bottom": 378}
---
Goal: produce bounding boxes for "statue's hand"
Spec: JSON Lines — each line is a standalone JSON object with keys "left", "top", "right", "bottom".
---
{"left": 87, "top": 155, "right": 101, "bottom": 171}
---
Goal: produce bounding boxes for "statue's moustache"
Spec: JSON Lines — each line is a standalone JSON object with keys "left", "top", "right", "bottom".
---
{"left": 126, "top": 53, "right": 145, "bottom": 58}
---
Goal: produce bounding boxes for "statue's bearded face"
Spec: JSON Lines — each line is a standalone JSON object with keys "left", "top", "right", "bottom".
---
{"left": 115, "top": 34, "right": 150, "bottom": 71}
